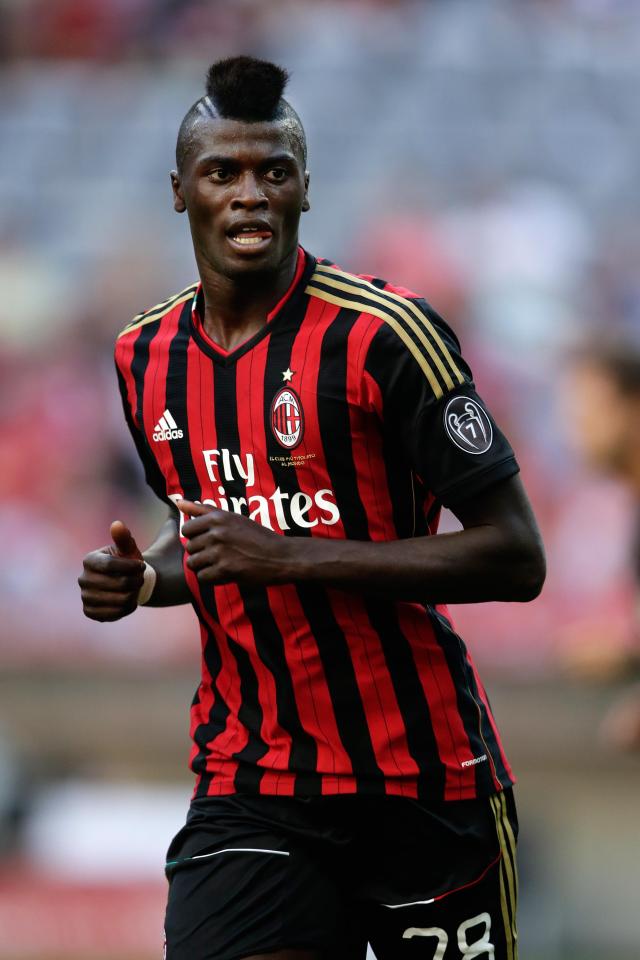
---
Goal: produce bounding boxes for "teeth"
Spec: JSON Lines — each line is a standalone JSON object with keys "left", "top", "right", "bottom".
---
{"left": 232, "top": 235, "right": 265, "bottom": 245}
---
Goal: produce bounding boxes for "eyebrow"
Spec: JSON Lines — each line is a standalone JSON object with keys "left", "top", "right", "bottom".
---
{"left": 196, "top": 152, "right": 297, "bottom": 169}
{"left": 261, "top": 153, "right": 297, "bottom": 165}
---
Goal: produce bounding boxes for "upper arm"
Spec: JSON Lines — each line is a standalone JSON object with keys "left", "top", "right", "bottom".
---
{"left": 453, "top": 474, "right": 546, "bottom": 598}
{"left": 363, "top": 296, "right": 520, "bottom": 508}
{"left": 452, "top": 473, "right": 541, "bottom": 540}
{"left": 114, "top": 341, "right": 172, "bottom": 508}
{"left": 452, "top": 476, "right": 546, "bottom": 601}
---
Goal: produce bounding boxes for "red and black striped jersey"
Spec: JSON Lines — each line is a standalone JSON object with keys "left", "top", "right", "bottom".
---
{"left": 115, "top": 247, "right": 518, "bottom": 802}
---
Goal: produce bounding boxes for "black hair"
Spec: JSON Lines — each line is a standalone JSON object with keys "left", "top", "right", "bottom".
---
{"left": 206, "top": 56, "right": 289, "bottom": 120}
{"left": 176, "top": 56, "right": 307, "bottom": 171}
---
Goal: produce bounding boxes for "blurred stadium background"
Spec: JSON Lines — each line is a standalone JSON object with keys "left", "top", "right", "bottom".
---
{"left": 1, "top": 0, "right": 639, "bottom": 957}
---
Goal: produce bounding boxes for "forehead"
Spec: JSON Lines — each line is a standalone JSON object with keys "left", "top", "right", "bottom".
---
{"left": 188, "top": 117, "right": 300, "bottom": 167}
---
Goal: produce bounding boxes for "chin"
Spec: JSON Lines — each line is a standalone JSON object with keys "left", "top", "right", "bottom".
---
{"left": 224, "top": 259, "right": 277, "bottom": 281}
{"left": 218, "top": 249, "right": 285, "bottom": 280}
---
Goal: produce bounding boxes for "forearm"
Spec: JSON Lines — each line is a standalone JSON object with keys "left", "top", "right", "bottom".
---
{"left": 279, "top": 525, "right": 545, "bottom": 604}
{"left": 180, "top": 477, "right": 545, "bottom": 602}
{"left": 142, "top": 515, "right": 191, "bottom": 606}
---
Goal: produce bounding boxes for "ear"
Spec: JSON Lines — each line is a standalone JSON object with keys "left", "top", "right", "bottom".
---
{"left": 302, "top": 170, "right": 310, "bottom": 213}
{"left": 170, "top": 171, "right": 186, "bottom": 213}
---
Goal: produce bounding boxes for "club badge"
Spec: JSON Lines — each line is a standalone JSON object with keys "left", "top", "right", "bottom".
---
{"left": 270, "top": 387, "right": 304, "bottom": 449}
{"left": 444, "top": 395, "right": 493, "bottom": 455}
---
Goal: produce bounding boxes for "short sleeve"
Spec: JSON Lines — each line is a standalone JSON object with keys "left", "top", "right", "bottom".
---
{"left": 114, "top": 353, "right": 172, "bottom": 507}
{"left": 363, "top": 297, "right": 519, "bottom": 508}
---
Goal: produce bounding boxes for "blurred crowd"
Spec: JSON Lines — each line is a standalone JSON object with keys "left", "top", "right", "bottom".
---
{"left": 2, "top": 0, "right": 640, "bottom": 670}
{"left": 2, "top": 0, "right": 640, "bottom": 63}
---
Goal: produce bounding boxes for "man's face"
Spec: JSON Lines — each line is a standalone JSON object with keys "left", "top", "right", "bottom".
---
{"left": 171, "top": 117, "right": 309, "bottom": 279}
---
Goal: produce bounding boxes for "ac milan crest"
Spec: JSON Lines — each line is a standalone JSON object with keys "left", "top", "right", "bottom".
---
{"left": 270, "top": 387, "right": 304, "bottom": 449}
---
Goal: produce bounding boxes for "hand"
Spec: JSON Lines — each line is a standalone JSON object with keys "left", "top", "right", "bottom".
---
{"left": 78, "top": 521, "right": 145, "bottom": 621}
{"left": 179, "top": 500, "right": 291, "bottom": 586}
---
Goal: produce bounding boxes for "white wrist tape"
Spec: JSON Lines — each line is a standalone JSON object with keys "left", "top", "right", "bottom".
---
{"left": 137, "top": 562, "right": 157, "bottom": 606}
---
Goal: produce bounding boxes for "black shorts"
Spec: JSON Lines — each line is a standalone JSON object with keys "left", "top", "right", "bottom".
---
{"left": 164, "top": 789, "right": 518, "bottom": 960}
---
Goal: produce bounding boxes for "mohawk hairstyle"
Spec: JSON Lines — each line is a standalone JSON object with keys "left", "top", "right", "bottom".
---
{"left": 205, "top": 56, "right": 289, "bottom": 121}
{"left": 176, "top": 56, "right": 307, "bottom": 171}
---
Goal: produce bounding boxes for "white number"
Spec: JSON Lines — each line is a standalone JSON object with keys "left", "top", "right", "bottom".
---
{"left": 402, "top": 925, "right": 448, "bottom": 959}
{"left": 400, "top": 912, "right": 495, "bottom": 959}
{"left": 458, "top": 912, "right": 495, "bottom": 958}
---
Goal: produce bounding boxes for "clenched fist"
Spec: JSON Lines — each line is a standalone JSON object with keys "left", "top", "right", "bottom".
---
{"left": 179, "top": 500, "right": 294, "bottom": 586}
{"left": 79, "top": 521, "right": 145, "bottom": 621}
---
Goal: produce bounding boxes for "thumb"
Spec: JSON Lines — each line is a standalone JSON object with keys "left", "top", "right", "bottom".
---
{"left": 110, "top": 520, "right": 143, "bottom": 560}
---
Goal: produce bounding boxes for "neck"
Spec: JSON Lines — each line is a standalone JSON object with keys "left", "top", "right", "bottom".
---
{"left": 196, "top": 247, "right": 299, "bottom": 352}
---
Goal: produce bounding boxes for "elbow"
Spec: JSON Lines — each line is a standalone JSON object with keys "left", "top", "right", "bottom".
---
{"left": 510, "top": 538, "right": 546, "bottom": 601}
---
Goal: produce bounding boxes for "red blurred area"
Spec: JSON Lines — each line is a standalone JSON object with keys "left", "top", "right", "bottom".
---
{"left": 0, "top": 868, "right": 164, "bottom": 956}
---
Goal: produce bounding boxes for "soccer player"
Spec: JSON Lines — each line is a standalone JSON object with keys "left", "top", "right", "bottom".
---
{"left": 79, "top": 56, "right": 545, "bottom": 960}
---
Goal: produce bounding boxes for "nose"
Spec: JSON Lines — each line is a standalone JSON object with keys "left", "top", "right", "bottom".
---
{"left": 231, "top": 172, "right": 268, "bottom": 210}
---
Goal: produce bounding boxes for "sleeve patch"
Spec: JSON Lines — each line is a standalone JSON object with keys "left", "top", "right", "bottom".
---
{"left": 444, "top": 396, "right": 493, "bottom": 455}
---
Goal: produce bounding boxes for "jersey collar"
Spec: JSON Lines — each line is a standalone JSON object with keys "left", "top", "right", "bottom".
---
{"left": 190, "top": 247, "right": 314, "bottom": 365}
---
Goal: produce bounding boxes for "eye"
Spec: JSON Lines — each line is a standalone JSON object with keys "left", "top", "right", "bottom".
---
{"left": 208, "top": 167, "right": 232, "bottom": 183}
{"left": 266, "top": 167, "right": 288, "bottom": 183}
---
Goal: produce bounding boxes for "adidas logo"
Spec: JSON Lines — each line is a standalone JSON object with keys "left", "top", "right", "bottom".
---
{"left": 152, "top": 409, "right": 184, "bottom": 442}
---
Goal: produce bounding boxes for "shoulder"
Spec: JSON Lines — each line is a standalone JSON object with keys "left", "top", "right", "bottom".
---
{"left": 307, "top": 258, "right": 420, "bottom": 309}
{"left": 307, "top": 259, "right": 456, "bottom": 341}
{"left": 307, "top": 260, "right": 466, "bottom": 397}
{"left": 115, "top": 282, "right": 199, "bottom": 344}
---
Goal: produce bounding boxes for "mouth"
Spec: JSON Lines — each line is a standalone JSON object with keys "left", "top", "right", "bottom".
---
{"left": 226, "top": 221, "right": 274, "bottom": 253}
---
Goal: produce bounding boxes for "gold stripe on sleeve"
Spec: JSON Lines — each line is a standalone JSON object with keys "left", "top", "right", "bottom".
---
{"left": 310, "top": 270, "right": 453, "bottom": 392}
{"left": 139, "top": 282, "right": 199, "bottom": 321}
{"left": 305, "top": 283, "right": 443, "bottom": 398}
{"left": 315, "top": 264, "right": 464, "bottom": 386}
{"left": 117, "top": 288, "right": 196, "bottom": 340}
